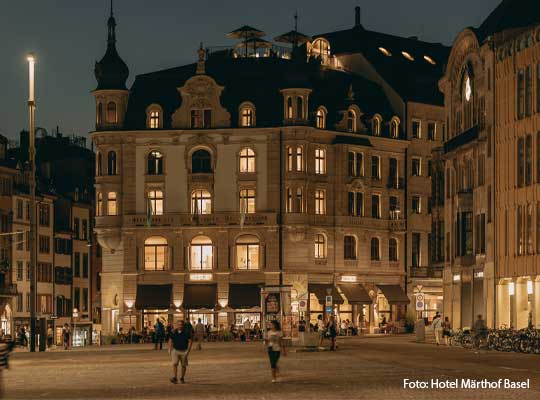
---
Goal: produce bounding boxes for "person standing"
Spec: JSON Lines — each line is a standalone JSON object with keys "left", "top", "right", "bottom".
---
{"left": 264, "top": 320, "right": 286, "bottom": 383}
{"left": 442, "top": 317, "right": 452, "bottom": 346}
{"left": 327, "top": 315, "right": 338, "bottom": 351}
{"left": 243, "top": 318, "right": 252, "bottom": 341}
{"left": 194, "top": 318, "right": 205, "bottom": 350}
{"left": 432, "top": 313, "right": 443, "bottom": 346}
{"left": 473, "top": 314, "right": 487, "bottom": 348}
{"left": 317, "top": 315, "right": 325, "bottom": 347}
{"left": 62, "top": 324, "right": 70, "bottom": 350}
{"left": 154, "top": 319, "right": 165, "bottom": 350}
{"left": 168, "top": 320, "right": 193, "bottom": 384}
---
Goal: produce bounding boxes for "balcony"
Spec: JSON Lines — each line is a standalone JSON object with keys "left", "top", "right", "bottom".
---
{"left": 386, "top": 177, "right": 406, "bottom": 190}
{"left": 0, "top": 284, "right": 18, "bottom": 297}
{"left": 124, "top": 212, "right": 277, "bottom": 228}
{"left": 389, "top": 218, "right": 406, "bottom": 233}
{"left": 409, "top": 266, "right": 443, "bottom": 279}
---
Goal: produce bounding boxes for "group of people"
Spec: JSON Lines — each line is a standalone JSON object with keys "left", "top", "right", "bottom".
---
{"left": 315, "top": 314, "right": 338, "bottom": 351}
{"left": 431, "top": 313, "right": 487, "bottom": 347}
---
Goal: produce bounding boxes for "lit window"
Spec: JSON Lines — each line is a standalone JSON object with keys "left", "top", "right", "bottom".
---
{"left": 144, "top": 236, "right": 168, "bottom": 271}
{"left": 315, "top": 233, "right": 327, "bottom": 259}
{"left": 372, "top": 117, "right": 381, "bottom": 136}
{"left": 148, "top": 190, "right": 164, "bottom": 216}
{"left": 107, "top": 151, "right": 117, "bottom": 175}
{"left": 311, "top": 38, "right": 331, "bottom": 64}
{"left": 315, "top": 148, "right": 326, "bottom": 175}
{"left": 344, "top": 235, "right": 357, "bottom": 260}
{"left": 106, "top": 102, "right": 117, "bottom": 123}
{"left": 96, "top": 192, "right": 103, "bottom": 217}
{"left": 295, "top": 187, "right": 305, "bottom": 213}
{"left": 147, "top": 151, "right": 163, "bottom": 175}
{"left": 236, "top": 235, "right": 260, "bottom": 270}
{"left": 316, "top": 108, "right": 326, "bottom": 129}
{"left": 190, "top": 236, "right": 213, "bottom": 270}
{"left": 424, "top": 55, "right": 436, "bottom": 65}
{"left": 240, "top": 105, "right": 255, "bottom": 127}
{"left": 96, "top": 153, "right": 102, "bottom": 176}
{"left": 391, "top": 119, "right": 399, "bottom": 138}
{"left": 401, "top": 51, "right": 414, "bottom": 61}
{"left": 286, "top": 188, "right": 293, "bottom": 213}
{"left": 315, "top": 189, "right": 326, "bottom": 215}
{"left": 107, "top": 192, "right": 117, "bottom": 216}
{"left": 239, "top": 189, "right": 256, "bottom": 214}
{"left": 286, "top": 146, "right": 294, "bottom": 171}
{"left": 296, "top": 146, "right": 304, "bottom": 171}
{"left": 191, "top": 190, "right": 212, "bottom": 214}
{"left": 347, "top": 110, "right": 357, "bottom": 132}
{"left": 378, "top": 47, "right": 391, "bottom": 57}
{"left": 239, "top": 148, "right": 256, "bottom": 173}
{"left": 370, "top": 237, "right": 380, "bottom": 261}
{"left": 149, "top": 110, "right": 160, "bottom": 129}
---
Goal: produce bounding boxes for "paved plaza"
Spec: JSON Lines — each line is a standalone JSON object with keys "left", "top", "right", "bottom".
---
{"left": 2, "top": 335, "right": 540, "bottom": 400}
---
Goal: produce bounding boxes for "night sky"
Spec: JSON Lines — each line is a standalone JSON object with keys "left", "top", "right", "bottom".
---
{"left": 0, "top": 0, "right": 501, "bottom": 142}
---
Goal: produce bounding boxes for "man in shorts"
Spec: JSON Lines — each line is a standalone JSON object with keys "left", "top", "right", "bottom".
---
{"left": 168, "top": 320, "right": 193, "bottom": 384}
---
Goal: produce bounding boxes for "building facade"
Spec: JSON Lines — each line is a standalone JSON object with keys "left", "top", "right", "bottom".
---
{"left": 92, "top": 7, "right": 450, "bottom": 334}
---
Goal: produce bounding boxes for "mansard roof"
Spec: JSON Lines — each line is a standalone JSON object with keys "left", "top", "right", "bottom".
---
{"left": 313, "top": 27, "right": 450, "bottom": 105}
{"left": 477, "top": 0, "right": 540, "bottom": 41}
{"left": 124, "top": 55, "right": 398, "bottom": 135}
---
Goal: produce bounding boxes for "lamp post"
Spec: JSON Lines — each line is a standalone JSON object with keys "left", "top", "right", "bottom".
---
{"left": 72, "top": 308, "right": 79, "bottom": 347}
{"left": 27, "top": 54, "right": 37, "bottom": 353}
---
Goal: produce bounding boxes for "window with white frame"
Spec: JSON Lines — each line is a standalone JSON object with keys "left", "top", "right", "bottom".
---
{"left": 191, "top": 190, "right": 212, "bottom": 214}
{"left": 236, "top": 235, "right": 260, "bottom": 270}
{"left": 315, "top": 148, "right": 326, "bottom": 175}
{"left": 239, "top": 148, "right": 256, "bottom": 173}
{"left": 347, "top": 110, "right": 357, "bottom": 133}
{"left": 316, "top": 108, "right": 326, "bottom": 129}
{"left": 148, "top": 109, "right": 161, "bottom": 129}
{"left": 315, "top": 233, "right": 327, "bottom": 259}
{"left": 315, "top": 189, "right": 326, "bottom": 215}
{"left": 372, "top": 117, "right": 381, "bottom": 136}
{"left": 390, "top": 119, "right": 399, "bottom": 138}
{"left": 310, "top": 38, "right": 331, "bottom": 64}
{"left": 144, "top": 236, "right": 168, "bottom": 271}
{"left": 190, "top": 236, "right": 213, "bottom": 270}
{"left": 371, "top": 156, "right": 381, "bottom": 180}
{"left": 148, "top": 190, "right": 164, "bottom": 215}
{"left": 239, "top": 189, "right": 256, "bottom": 214}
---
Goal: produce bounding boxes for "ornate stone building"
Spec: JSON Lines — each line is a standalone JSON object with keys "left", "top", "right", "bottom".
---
{"left": 92, "top": 7, "right": 449, "bottom": 334}
{"left": 440, "top": 0, "right": 540, "bottom": 329}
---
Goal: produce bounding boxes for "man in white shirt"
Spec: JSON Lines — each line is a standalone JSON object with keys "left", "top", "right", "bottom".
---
{"left": 243, "top": 318, "right": 252, "bottom": 341}
{"left": 194, "top": 318, "right": 205, "bottom": 350}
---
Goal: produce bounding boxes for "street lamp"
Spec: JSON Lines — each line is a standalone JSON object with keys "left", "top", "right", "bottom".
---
{"left": 27, "top": 53, "right": 38, "bottom": 353}
{"left": 72, "top": 308, "right": 79, "bottom": 347}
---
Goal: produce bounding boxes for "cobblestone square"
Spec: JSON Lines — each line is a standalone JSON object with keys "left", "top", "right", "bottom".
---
{"left": 3, "top": 336, "right": 540, "bottom": 400}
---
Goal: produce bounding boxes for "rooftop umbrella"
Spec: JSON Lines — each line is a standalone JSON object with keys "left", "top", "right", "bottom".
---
{"left": 234, "top": 37, "right": 272, "bottom": 57}
{"left": 274, "top": 30, "right": 311, "bottom": 46}
{"left": 227, "top": 25, "right": 266, "bottom": 57}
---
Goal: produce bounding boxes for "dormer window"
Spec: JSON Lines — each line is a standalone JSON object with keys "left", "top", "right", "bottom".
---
{"left": 390, "top": 118, "right": 400, "bottom": 138}
{"left": 378, "top": 47, "right": 392, "bottom": 57}
{"left": 191, "top": 109, "right": 212, "bottom": 128}
{"left": 146, "top": 105, "right": 163, "bottom": 129}
{"left": 239, "top": 102, "right": 256, "bottom": 127}
{"left": 316, "top": 107, "right": 326, "bottom": 129}
{"left": 347, "top": 110, "right": 357, "bottom": 133}
{"left": 372, "top": 116, "right": 381, "bottom": 136}
{"left": 150, "top": 111, "right": 159, "bottom": 128}
{"left": 106, "top": 102, "right": 117, "bottom": 124}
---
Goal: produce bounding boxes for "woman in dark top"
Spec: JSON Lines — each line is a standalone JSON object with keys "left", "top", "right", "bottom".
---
{"left": 327, "top": 315, "right": 338, "bottom": 351}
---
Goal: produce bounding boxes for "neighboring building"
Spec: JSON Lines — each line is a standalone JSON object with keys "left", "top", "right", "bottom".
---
{"left": 92, "top": 6, "right": 449, "bottom": 334}
{"left": 440, "top": 0, "right": 540, "bottom": 329}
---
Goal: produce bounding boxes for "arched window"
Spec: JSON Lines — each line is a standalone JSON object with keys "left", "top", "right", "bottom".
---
{"left": 96, "top": 192, "right": 103, "bottom": 217}
{"left": 149, "top": 110, "right": 160, "bottom": 129}
{"left": 190, "top": 236, "right": 213, "bottom": 270}
{"left": 147, "top": 151, "right": 164, "bottom": 175}
{"left": 240, "top": 104, "right": 255, "bottom": 127}
{"left": 107, "top": 151, "right": 117, "bottom": 175}
{"left": 389, "top": 238, "right": 398, "bottom": 261}
{"left": 191, "top": 190, "right": 212, "bottom": 214}
{"left": 316, "top": 108, "right": 326, "bottom": 129}
{"left": 191, "top": 149, "right": 212, "bottom": 173}
{"left": 347, "top": 110, "right": 357, "bottom": 133}
{"left": 144, "top": 236, "right": 168, "bottom": 271}
{"left": 370, "top": 237, "right": 380, "bottom": 261}
{"left": 297, "top": 97, "right": 304, "bottom": 119}
{"left": 344, "top": 235, "right": 357, "bottom": 260}
{"left": 390, "top": 119, "right": 399, "bottom": 138}
{"left": 96, "top": 153, "right": 102, "bottom": 176}
{"left": 97, "top": 103, "right": 103, "bottom": 125}
{"left": 107, "top": 192, "right": 117, "bottom": 216}
{"left": 147, "top": 190, "right": 164, "bottom": 215}
{"left": 314, "top": 233, "right": 327, "bottom": 259}
{"left": 236, "top": 235, "right": 260, "bottom": 270}
{"left": 311, "top": 38, "right": 331, "bottom": 64}
{"left": 239, "top": 148, "right": 255, "bottom": 173}
{"left": 372, "top": 117, "right": 381, "bottom": 136}
{"left": 106, "top": 101, "right": 117, "bottom": 124}
{"left": 286, "top": 97, "right": 293, "bottom": 119}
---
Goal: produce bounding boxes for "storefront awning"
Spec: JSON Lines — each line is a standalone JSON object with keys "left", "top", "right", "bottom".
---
{"left": 135, "top": 284, "right": 172, "bottom": 309}
{"left": 308, "top": 284, "right": 344, "bottom": 305}
{"left": 376, "top": 285, "right": 410, "bottom": 305}
{"left": 338, "top": 284, "right": 372, "bottom": 304}
{"left": 183, "top": 284, "right": 217, "bottom": 310}
{"left": 228, "top": 284, "right": 261, "bottom": 309}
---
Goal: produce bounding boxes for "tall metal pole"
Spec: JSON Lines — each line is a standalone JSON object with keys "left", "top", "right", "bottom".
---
{"left": 27, "top": 54, "right": 37, "bottom": 352}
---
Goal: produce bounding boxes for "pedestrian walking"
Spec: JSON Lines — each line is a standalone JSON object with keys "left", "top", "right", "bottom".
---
{"left": 168, "top": 320, "right": 193, "bottom": 384}
{"left": 432, "top": 313, "right": 443, "bottom": 345}
{"left": 62, "top": 324, "right": 70, "bottom": 350}
{"left": 154, "top": 319, "right": 165, "bottom": 350}
{"left": 317, "top": 314, "right": 326, "bottom": 347}
{"left": 264, "top": 320, "right": 286, "bottom": 383}
{"left": 243, "top": 318, "right": 252, "bottom": 341}
{"left": 442, "top": 317, "right": 452, "bottom": 346}
{"left": 194, "top": 318, "right": 205, "bottom": 350}
{"left": 47, "top": 327, "right": 53, "bottom": 348}
{"left": 473, "top": 314, "right": 487, "bottom": 348}
{"left": 18, "top": 326, "right": 28, "bottom": 348}
{"left": 327, "top": 315, "right": 338, "bottom": 351}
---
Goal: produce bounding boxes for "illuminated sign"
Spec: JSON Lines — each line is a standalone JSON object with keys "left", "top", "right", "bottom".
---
{"left": 341, "top": 275, "right": 358, "bottom": 283}
{"left": 190, "top": 273, "right": 213, "bottom": 281}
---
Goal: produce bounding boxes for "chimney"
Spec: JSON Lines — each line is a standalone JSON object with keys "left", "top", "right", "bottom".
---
{"left": 354, "top": 6, "right": 361, "bottom": 27}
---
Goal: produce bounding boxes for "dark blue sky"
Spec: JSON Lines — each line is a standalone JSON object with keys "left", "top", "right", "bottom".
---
{"left": 0, "top": 0, "right": 501, "bottom": 141}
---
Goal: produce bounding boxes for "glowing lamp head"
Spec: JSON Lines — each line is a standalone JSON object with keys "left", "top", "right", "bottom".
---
{"left": 27, "top": 54, "right": 36, "bottom": 63}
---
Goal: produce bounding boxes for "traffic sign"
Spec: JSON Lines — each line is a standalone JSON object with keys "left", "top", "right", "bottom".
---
{"left": 298, "top": 299, "right": 307, "bottom": 312}
{"left": 415, "top": 293, "right": 425, "bottom": 311}
{"left": 325, "top": 295, "right": 332, "bottom": 307}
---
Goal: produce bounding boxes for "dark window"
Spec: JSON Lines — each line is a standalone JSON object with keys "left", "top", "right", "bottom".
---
{"left": 412, "top": 196, "right": 421, "bottom": 214}
{"left": 371, "top": 156, "right": 380, "bottom": 180}
{"left": 356, "top": 153, "right": 363, "bottom": 176}
{"left": 389, "top": 158, "right": 398, "bottom": 187}
{"left": 412, "top": 158, "right": 421, "bottom": 176}
{"left": 370, "top": 238, "right": 380, "bottom": 261}
{"left": 82, "top": 254, "right": 88, "bottom": 278}
{"left": 389, "top": 238, "right": 398, "bottom": 262}
{"left": 82, "top": 288, "right": 88, "bottom": 312}
{"left": 537, "top": 64, "right": 540, "bottom": 113}
{"left": 96, "top": 153, "right": 102, "bottom": 176}
{"left": 74, "top": 253, "right": 80, "bottom": 277}
{"left": 39, "top": 204, "right": 50, "bottom": 226}
{"left": 190, "top": 109, "right": 212, "bottom": 128}
{"left": 537, "top": 132, "right": 540, "bottom": 183}
{"left": 526, "top": 65, "right": 533, "bottom": 117}
{"left": 297, "top": 97, "right": 304, "bottom": 119}
{"left": 525, "top": 134, "right": 533, "bottom": 185}
{"left": 518, "top": 137, "right": 525, "bottom": 187}
{"left": 107, "top": 151, "right": 117, "bottom": 175}
{"left": 74, "top": 218, "right": 80, "bottom": 239}
{"left": 427, "top": 122, "right": 436, "bottom": 140}
{"left": 74, "top": 287, "right": 80, "bottom": 311}
{"left": 371, "top": 195, "right": 380, "bottom": 219}
{"left": 344, "top": 236, "right": 357, "bottom": 260}
{"left": 347, "top": 192, "right": 355, "bottom": 216}
{"left": 460, "top": 212, "right": 473, "bottom": 256}
{"left": 412, "top": 120, "right": 421, "bottom": 139}
{"left": 82, "top": 220, "right": 88, "bottom": 240}
{"left": 518, "top": 69, "right": 525, "bottom": 119}
{"left": 148, "top": 151, "right": 164, "bottom": 175}
{"left": 356, "top": 192, "right": 363, "bottom": 217}
{"left": 412, "top": 233, "right": 421, "bottom": 267}
{"left": 191, "top": 149, "right": 212, "bottom": 173}
{"left": 16, "top": 199, "right": 23, "bottom": 219}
